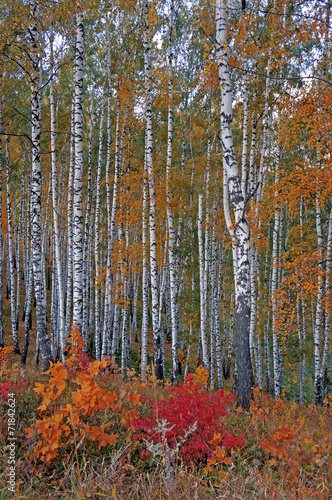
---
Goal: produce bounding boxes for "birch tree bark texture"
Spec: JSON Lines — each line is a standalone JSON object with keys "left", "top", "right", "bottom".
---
{"left": 72, "top": 6, "right": 84, "bottom": 331}
{"left": 50, "top": 33, "right": 66, "bottom": 362}
{"left": 29, "top": 0, "right": 52, "bottom": 370}
{"left": 143, "top": 0, "right": 163, "bottom": 380}
{"left": 216, "top": 0, "right": 253, "bottom": 409}
{"left": 6, "top": 137, "right": 19, "bottom": 353}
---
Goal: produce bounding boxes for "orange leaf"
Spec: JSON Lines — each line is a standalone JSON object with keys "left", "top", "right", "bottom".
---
{"left": 126, "top": 393, "right": 142, "bottom": 406}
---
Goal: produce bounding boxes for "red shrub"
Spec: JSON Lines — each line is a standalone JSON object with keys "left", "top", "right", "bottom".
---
{"left": 130, "top": 370, "right": 244, "bottom": 465}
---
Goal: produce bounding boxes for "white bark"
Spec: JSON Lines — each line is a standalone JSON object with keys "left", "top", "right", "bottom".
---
{"left": 72, "top": 7, "right": 84, "bottom": 330}
{"left": 50, "top": 39, "right": 66, "bottom": 361}
{"left": 141, "top": 141, "right": 149, "bottom": 377}
{"left": 21, "top": 259, "right": 33, "bottom": 366}
{"left": 314, "top": 184, "right": 323, "bottom": 404}
{"left": 83, "top": 100, "right": 94, "bottom": 346}
{"left": 216, "top": 0, "right": 252, "bottom": 407}
{"left": 321, "top": 206, "right": 332, "bottom": 400}
{"left": 16, "top": 148, "right": 26, "bottom": 335}
{"left": 29, "top": 0, "right": 52, "bottom": 370}
{"left": 94, "top": 103, "right": 105, "bottom": 360}
{"left": 299, "top": 196, "right": 306, "bottom": 403}
{"left": 6, "top": 137, "right": 18, "bottom": 352}
{"left": 65, "top": 95, "right": 75, "bottom": 337}
{"left": 197, "top": 194, "right": 209, "bottom": 369}
{"left": 143, "top": 0, "right": 163, "bottom": 379}
{"left": 241, "top": 66, "right": 249, "bottom": 198}
{"left": 271, "top": 166, "right": 281, "bottom": 398}
{"left": 102, "top": 21, "right": 113, "bottom": 358}
{"left": 165, "top": 0, "right": 178, "bottom": 383}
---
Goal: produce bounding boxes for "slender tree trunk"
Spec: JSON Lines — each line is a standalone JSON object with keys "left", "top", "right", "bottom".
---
{"left": 94, "top": 104, "right": 105, "bottom": 360}
{"left": 102, "top": 21, "right": 113, "bottom": 358}
{"left": 21, "top": 259, "right": 33, "bottom": 365}
{"left": 241, "top": 67, "right": 249, "bottom": 198}
{"left": 225, "top": 291, "right": 235, "bottom": 380}
{"left": 271, "top": 166, "right": 281, "bottom": 398}
{"left": 83, "top": 99, "right": 94, "bottom": 346}
{"left": 29, "top": 0, "right": 52, "bottom": 370}
{"left": 141, "top": 142, "right": 149, "bottom": 377}
{"left": 165, "top": 0, "right": 178, "bottom": 383}
{"left": 314, "top": 185, "right": 323, "bottom": 404}
{"left": 321, "top": 205, "right": 332, "bottom": 400}
{"left": 197, "top": 194, "right": 209, "bottom": 369}
{"left": 143, "top": 0, "right": 163, "bottom": 379}
{"left": 65, "top": 95, "right": 75, "bottom": 337}
{"left": 6, "top": 137, "right": 19, "bottom": 352}
{"left": 216, "top": 0, "right": 253, "bottom": 408}
{"left": 72, "top": 7, "right": 85, "bottom": 330}
{"left": 50, "top": 36, "right": 66, "bottom": 361}
{"left": 16, "top": 148, "right": 26, "bottom": 334}
{"left": 298, "top": 196, "right": 306, "bottom": 403}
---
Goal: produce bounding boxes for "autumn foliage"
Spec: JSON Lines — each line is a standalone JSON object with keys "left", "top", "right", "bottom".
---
{"left": 130, "top": 366, "right": 244, "bottom": 464}
{"left": 25, "top": 324, "right": 141, "bottom": 464}
{"left": 0, "top": 338, "right": 331, "bottom": 498}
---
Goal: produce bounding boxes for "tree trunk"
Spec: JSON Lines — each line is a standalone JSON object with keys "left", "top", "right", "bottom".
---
{"left": 29, "top": 0, "right": 52, "bottom": 370}
{"left": 143, "top": 0, "right": 163, "bottom": 380}
{"left": 50, "top": 35, "right": 66, "bottom": 361}
{"left": 72, "top": 7, "right": 85, "bottom": 331}
{"left": 216, "top": 0, "right": 253, "bottom": 408}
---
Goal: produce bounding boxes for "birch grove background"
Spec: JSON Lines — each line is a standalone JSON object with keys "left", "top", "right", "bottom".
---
{"left": 0, "top": 0, "right": 332, "bottom": 407}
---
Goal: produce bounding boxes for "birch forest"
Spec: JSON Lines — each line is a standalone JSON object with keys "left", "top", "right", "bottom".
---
{"left": 0, "top": 1, "right": 332, "bottom": 498}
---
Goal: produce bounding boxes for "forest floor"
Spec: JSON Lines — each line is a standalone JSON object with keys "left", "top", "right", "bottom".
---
{"left": 0, "top": 339, "right": 331, "bottom": 500}
{"left": 0, "top": 271, "right": 332, "bottom": 499}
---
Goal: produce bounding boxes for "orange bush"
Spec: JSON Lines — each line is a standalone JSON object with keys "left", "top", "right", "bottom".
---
{"left": 26, "top": 324, "right": 140, "bottom": 464}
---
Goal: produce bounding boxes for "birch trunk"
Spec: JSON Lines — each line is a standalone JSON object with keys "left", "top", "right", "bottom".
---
{"left": 216, "top": 0, "right": 252, "bottom": 408}
{"left": 50, "top": 38, "right": 66, "bottom": 361}
{"left": 141, "top": 142, "right": 149, "bottom": 377}
{"left": 165, "top": 0, "right": 178, "bottom": 383}
{"left": 143, "top": 0, "right": 163, "bottom": 379}
{"left": 83, "top": 100, "right": 94, "bottom": 345}
{"left": 314, "top": 186, "right": 323, "bottom": 404}
{"left": 21, "top": 259, "right": 33, "bottom": 365}
{"left": 241, "top": 67, "right": 249, "bottom": 198}
{"left": 94, "top": 104, "right": 105, "bottom": 360}
{"left": 6, "top": 137, "right": 19, "bottom": 352}
{"left": 321, "top": 205, "right": 332, "bottom": 400}
{"left": 16, "top": 149, "right": 26, "bottom": 334}
{"left": 72, "top": 7, "right": 84, "bottom": 330}
{"left": 299, "top": 196, "right": 306, "bottom": 403}
{"left": 65, "top": 95, "right": 75, "bottom": 337}
{"left": 102, "top": 22, "right": 113, "bottom": 358}
{"left": 29, "top": 0, "right": 52, "bottom": 370}
{"left": 226, "top": 292, "right": 235, "bottom": 380}
{"left": 197, "top": 194, "right": 209, "bottom": 369}
{"left": 271, "top": 165, "right": 281, "bottom": 398}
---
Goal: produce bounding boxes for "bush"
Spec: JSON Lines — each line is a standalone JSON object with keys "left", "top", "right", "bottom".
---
{"left": 130, "top": 366, "right": 244, "bottom": 465}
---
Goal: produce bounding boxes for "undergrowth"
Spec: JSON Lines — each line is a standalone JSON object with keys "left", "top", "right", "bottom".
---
{"left": 0, "top": 327, "right": 331, "bottom": 499}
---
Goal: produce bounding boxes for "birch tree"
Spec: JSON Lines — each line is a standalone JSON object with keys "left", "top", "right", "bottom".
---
{"left": 143, "top": 0, "right": 163, "bottom": 380}
{"left": 72, "top": 5, "right": 85, "bottom": 330}
{"left": 216, "top": 0, "right": 253, "bottom": 408}
{"left": 29, "top": 0, "right": 52, "bottom": 370}
{"left": 50, "top": 29, "right": 66, "bottom": 361}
